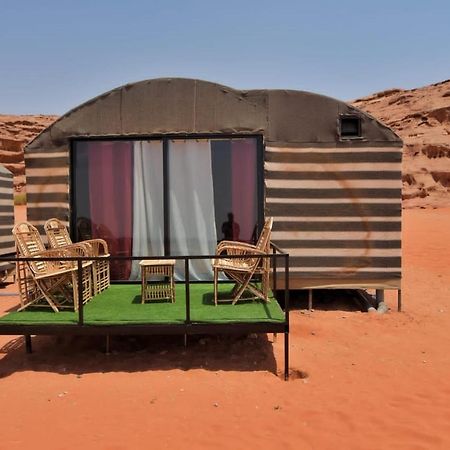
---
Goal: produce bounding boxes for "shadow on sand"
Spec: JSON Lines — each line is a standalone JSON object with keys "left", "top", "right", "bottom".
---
{"left": 0, "top": 332, "right": 279, "bottom": 379}
{"left": 276, "top": 289, "right": 377, "bottom": 312}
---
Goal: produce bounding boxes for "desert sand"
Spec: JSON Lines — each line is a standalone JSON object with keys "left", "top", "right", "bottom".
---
{"left": 0, "top": 207, "right": 449, "bottom": 450}
{"left": 0, "top": 80, "right": 448, "bottom": 448}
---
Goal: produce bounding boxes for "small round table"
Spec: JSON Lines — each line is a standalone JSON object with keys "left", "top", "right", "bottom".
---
{"left": 139, "top": 259, "right": 176, "bottom": 303}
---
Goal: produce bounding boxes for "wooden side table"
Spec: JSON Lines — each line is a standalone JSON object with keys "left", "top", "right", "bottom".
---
{"left": 139, "top": 259, "right": 176, "bottom": 303}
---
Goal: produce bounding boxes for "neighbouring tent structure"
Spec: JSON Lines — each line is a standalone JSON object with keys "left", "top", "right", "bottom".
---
{"left": 24, "top": 78, "right": 402, "bottom": 289}
{"left": 0, "top": 164, "right": 15, "bottom": 280}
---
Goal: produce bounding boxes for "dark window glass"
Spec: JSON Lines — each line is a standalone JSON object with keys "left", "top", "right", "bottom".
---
{"left": 72, "top": 137, "right": 261, "bottom": 281}
{"left": 211, "top": 139, "right": 258, "bottom": 244}
{"left": 340, "top": 116, "right": 361, "bottom": 138}
{"left": 72, "top": 141, "right": 135, "bottom": 280}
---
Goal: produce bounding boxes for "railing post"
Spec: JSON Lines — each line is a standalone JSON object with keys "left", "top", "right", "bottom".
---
{"left": 284, "top": 253, "right": 290, "bottom": 381}
{"left": 376, "top": 289, "right": 384, "bottom": 304}
{"left": 78, "top": 259, "right": 84, "bottom": 325}
{"left": 308, "top": 289, "right": 313, "bottom": 311}
{"left": 24, "top": 335, "right": 32, "bottom": 353}
{"left": 272, "top": 246, "right": 277, "bottom": 292}
{"left": 184, "top": 258, "right": 190, "bottom": 324}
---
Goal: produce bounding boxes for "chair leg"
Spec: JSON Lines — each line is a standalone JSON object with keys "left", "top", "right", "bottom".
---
{"left": 92, "top": 264, "right": 98, "bottom": 296}
{"left": 231, "top": 283, "right": 240, "bottom": 296}
{"left": 245, "top": 282, "right": 268, "bottom": 302}
{"left": 171, "top": 266, "right": 175, "bottom": 303}
{"left": 231, "top": 273, "right": 253, "bottom": 305}
{"left": 72, "top": 272, "right": 79, "bottom": 312}
{"left": 17, "top": 273, "right": 68, "bottom": 312}
{"left": 214, "top": 268, "right": 218, "bottom": 306}
{"left": 262, "top": 270, "right": 269, "bottom": 301}
{"left": 34, "top": 282, "right": 60, "bottom": 312}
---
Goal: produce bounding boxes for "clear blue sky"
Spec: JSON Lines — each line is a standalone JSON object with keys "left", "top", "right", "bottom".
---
{"left": 1, "top": 0, "right": 449, "bottom": 114}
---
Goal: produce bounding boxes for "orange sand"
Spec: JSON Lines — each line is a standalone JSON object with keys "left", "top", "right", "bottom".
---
{"left": 0, "top": 208, "right": 449, "bottom": 450}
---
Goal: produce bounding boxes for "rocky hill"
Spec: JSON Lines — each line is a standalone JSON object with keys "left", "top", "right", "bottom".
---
{"left": 0, "top": 80, "right": 449, "bottom": 207}
{"left": 353, "top": 79, "right": 450, "bottom": 208}
{"left": 0, "top": 114, "right": 57, "bottom": 191}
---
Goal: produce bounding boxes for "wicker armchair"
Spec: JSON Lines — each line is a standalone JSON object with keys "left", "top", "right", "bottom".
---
{"left": 212, "top": 217, "right": 273, "bottom": 305}
{"left": 13, "top": 222, "right": 92, "bottom": 312}
{"left": 44, "top": 218, "right": 110, "bottom": 295}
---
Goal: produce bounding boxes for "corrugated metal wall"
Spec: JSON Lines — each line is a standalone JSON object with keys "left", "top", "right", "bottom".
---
{"left": 25, "top": 146, "right": 70, "bottom": 231}
{"left": 265, "top": 146, "right": 402, "bottom": 289}
{"left": 0, "top": 165, "right": 15, "bottom": 274}
{"left": 24, "top": 142, "right": 402, "bottom": 289}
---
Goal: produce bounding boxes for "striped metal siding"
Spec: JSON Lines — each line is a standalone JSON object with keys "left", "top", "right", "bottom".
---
{"left": 25, "top": 146, "right": 70, "bottom": 233}
{"left": 265, "top": 146, "right": 402, "bottom": 289}
{"left": 0, "top": 165, "right": 15, "bottom": 272}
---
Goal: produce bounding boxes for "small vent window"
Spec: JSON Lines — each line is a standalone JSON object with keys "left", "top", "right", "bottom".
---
{"left": 339, "top": 115, "right": 362, "bottom": 139}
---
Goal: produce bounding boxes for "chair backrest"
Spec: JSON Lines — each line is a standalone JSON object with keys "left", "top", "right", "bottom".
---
{"left": 44, "top": 218, "right": 72, "bottom": 249}
{"left": 13, "top": 222, "right": 46, "bottom": 256}
{"left": 255, "top": 217, "right": 273, "bottom": 253}
{"left": 12, "top": 222, "right": 48, "bottom": 273}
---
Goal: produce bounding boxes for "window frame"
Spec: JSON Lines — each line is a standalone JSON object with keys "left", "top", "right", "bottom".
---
{"left": 69, "top": 134, "right": 265, "bottom": 260}
{"left": 338, "top": 114, "right": 363, "bottom": 140}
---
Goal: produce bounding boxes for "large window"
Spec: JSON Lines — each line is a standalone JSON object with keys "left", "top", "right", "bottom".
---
{"left": 72, "top": 137, "right": 262, "bottom": 281}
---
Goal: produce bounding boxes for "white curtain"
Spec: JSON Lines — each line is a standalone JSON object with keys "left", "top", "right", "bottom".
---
{"left": 169, "top": 140, "right": 218, "bottom": 280}
{"left": 129, "top": 141, "right": 164, "bottom": 280}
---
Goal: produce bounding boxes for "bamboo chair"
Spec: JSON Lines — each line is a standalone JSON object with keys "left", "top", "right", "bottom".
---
{"left": 13, "top": 222, "right": 92, "bottom": 312}
{"left": 212, "top": 217, "right": 273, "bottom": 305}
{"left": 44, "top": 218, "right": 110, "bottom": 295}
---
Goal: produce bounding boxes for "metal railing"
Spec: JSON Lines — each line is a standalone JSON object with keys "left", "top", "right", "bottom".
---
{"left": 0, "top": 243, "right": 290, "bottom": 327}
{"left": 0, "top": 245, "right": 291, "bottom": 380}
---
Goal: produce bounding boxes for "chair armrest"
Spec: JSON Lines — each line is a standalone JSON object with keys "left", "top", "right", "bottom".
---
{"left": 216, "top": 240, "right": 258, "bottom": 255}
{"left": 214, "top": 246, "right": 267, "bottom": 271}
{"left": 52, "top": 242, "right": 92, "bottom": 257}
{"left": 230, "top": 247, "right": 266, "bottom": 256}
{"left": 28, "top": 248, "right": 75, "bottom": 274}
{"left": 80, "top": 239, "right": 109, "bottom": 256}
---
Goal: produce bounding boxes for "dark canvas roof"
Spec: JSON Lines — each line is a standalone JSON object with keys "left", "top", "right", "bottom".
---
{"left": 26, "top": 78, "right": 402, "bottom": 150}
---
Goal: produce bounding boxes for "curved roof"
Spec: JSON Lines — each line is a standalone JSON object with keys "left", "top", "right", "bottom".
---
{"left": 26, "top": 78, "right": 401, "bottom": 150}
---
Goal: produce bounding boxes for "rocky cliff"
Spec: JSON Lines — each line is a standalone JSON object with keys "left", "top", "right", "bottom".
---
{"left": 0, "top": 114, "right": 57, "bottom": 191}
{"left": 353, "top": 79, "right": 450, "bottom": 208}
{"left": 1, "top": 80, "right": 449, "bottom": 207}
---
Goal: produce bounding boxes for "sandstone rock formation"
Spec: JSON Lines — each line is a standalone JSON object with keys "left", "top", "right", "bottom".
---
{"left": 1, "top": 80, "right": 449, "bottom": 207}
{"left": 0, "top": 114, "right": 57, "bottom": 191}
{"left": 353, "top": 79, "right": 450, "bottom": 208}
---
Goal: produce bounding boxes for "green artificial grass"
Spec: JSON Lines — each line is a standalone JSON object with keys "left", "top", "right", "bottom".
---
{"left": 0, "top": 284, "right": 285, "bottom": 326}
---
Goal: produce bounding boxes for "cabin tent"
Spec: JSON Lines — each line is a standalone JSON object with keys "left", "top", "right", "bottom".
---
{"left": 0, "top": 164, "right": 15, "bottom": 279}
{"left": 24, "top": 78, "right": 402, "bottom": 289}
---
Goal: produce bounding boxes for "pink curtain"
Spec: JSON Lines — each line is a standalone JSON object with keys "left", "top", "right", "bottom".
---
{"left": 88, "top": 141, "right": 133, "bottom": 280}
{"left": 231, "top": 139, "right": 257, "bottom": 243}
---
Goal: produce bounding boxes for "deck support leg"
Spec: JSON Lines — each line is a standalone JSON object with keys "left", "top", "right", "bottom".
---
{"left": 308, "top": 289, "right": 313, "bottom": 311}
{"left": 284, "top": 331, "right": 289, "bottom": 381}
{"left": 376, "top": 289, "right": 384, "bottom": 303}
{"left": 184, "top": 333, "right": 187, "bottom": 348}
{"left": 24, "top": 335, "right": 32, "bottom": 354}
{"left": 397, "top": 289, "right": 402, "bottom": 312}
{"left": 105, "top": 335, "right": 110, "bottom": 355}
